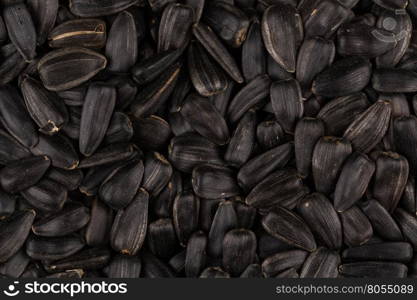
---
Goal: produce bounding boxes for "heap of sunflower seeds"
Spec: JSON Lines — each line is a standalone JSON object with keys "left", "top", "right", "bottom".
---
{"left": 0, "top": 0, "right": 416, "bottom": 278}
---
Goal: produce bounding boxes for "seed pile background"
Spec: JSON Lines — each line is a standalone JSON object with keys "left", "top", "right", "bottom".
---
{"left": 0, "top": 0, "right": 416, "bottom": 278}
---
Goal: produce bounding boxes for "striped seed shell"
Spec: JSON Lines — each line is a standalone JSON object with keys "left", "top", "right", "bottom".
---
{"left": 31, "top": 134, "right": 79, "bottom": 170}
{"left": 256, "top": 119, "right": 285, "bottom": 150}
{"left": 32, "top": 203, "right": 90, "bottom": 237}
{"left": 173, "top": 191, "right": 200, "bottom": 246}
{"left": 312, "top": 136, "right": 352, "bottom": 195}
{"left": 27, "top": 0, "right": 58, "bottom": 46}
{"left": 298, "top": 193, "right": 343, "bottom": 249}
{"left": 78, "top": 143, "right": 137, "bottom": 169}
{"left": 199, "top": 198, "right": 221, "bottom": 233}
{"left": 339, "top": 262, "right": 408, "bottom": 278}
{"left": 0, "top": 156, "right": 50, "bottom": 194}
{"left": 85, "top": 198, "right": 113, "bottom": 246}
{"left": 110, "top": 188, "right": 149, "bottom": 255}
{"left": 142, "top": 152, "right": 172, "bottom": 197}
{"left": 317, "top": 93, "right": 370, "bottom": 136}
{"left": 227, "top": 75, "right": 271, "bottom": 123}
{"left": 238, "top": 142, "right": 293, "bottom": 191}
{"left": 0, "top": 44, "right": 28, "bottom": 86}
{"left": 222, "top": 229, "right": 257, "bottom": 276}
{"left": 185, "top": 231, "right": 207, "bottom": 278}
{"left": 342, "top": 242, "right": 413, "bottom": 262}
{"left": 0, "top": 210, "right": 36, "bottom": 263}
{"left": 240, "top": 264, "right": 263, "bottom": 278}
{"left": 21, "top": 76, "right": 68, "bottom": 135}
{"left": 372, "top": 69, "right": 417, "bottom": 93}
{"left": 300, "top": 248, "right": 340, "bottom": 278}
{"left": 38, "top": 47, "right": 107, "bottom": 91}
{"left": 69, "top": 0, "right": 138, "bottom": 17}
{"left": 312, "top": 56, "right": 372, "bottom": 98}
{"left": 334, "top": 153, "right": 375, "bottom": 212}
{"left": 25, "top": 235, "right": 84, "bottom": 261}
{"left": 261, "top": 250, "right": 308, "bottom": 277}
{"left": 0, "top": 129, "right": 31, "bottom": 165}
{"left": 393, "top": 116, "right": 417, "bottom": 175}
{"left": 192, "top": 164, "right": 240, "bottom": 199}
{"left": 132, "top": 115, "right": 171, "bottom": 151}
{"left": 340, "top": 206, "right": 373, "bottom": 247}
{"left": 104, "top": 112, "right": 134, "bottom": 145}
{"left": 147, "top": 218, "right": 178, "bottom": 259}
{"left": 105, "top": 255, "right": 141, "bottom": 278}
{"left": 141, "top": 251, "right": 175, "bottom": 278}
{"left": 242, "top": 20, "right": 266, "bottom": 82}
{"left": 105, "top": 11, "right": 137, "bottom": 73}
{"left": 48, "top": 19, "right": 106, "bottom": 48}
{"left": 193, "top": 22, "right": 243, "bottom": 83}
{"left": 294, "top": 117, "right": 325, "bottom": 178}
{"left": 188, "top": 41, "right": 228, "bottom": 97}
{"left": 400, "top": 177, "right": 417, "bottom": 215}
{"left": 3, "top": 3, "right": 37, "bottom": 61}
{"left": 393, "top": 208, "right": 417, "bottom": 251}
{"left": 262, "top": 207, "right": 317, "bottom": 252}
{"left": 180, "top": 94, "right": 229, "bottom": 145}
{"left": 79, "top": 83, "right": 116, "bottom": 156}
{"left": 372, "top": 152, "right": 409, "bottom": 213}
{"left": 158, "top": 3, "right": 193, "bottom": 52}
{"left": 0, "top": 250, "right": 30, "bottom": 278}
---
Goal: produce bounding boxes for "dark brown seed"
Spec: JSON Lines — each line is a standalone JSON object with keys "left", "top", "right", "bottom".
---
{"left": 173, "top": 191, "right": 200, "bottom": 246}
{"left": 3, "top": 3, "right": 37, "bottom": 61}
{"left": 312, "top": 136, "right": 352, "bottom": 195}
{"left": 340, "top": 206, "right": 373, "bottom": 247}
{"left": 203, "top": 1, "right": 250, "bottom": 48}
{"left": 0, "top": 210, "right": 35, "bottom": 263}
{"left": 242, "top": 20, "right": 266, "bottom": 82}
{"left": 193, "top": 22, "right": 244, "bottom": 83}
{"left": 261, "top": 250, "right": 308, "bottom": 277}
{"left": 337, "top": 23, "right": 397, "bottom": 58}
{"left": 393, "top": 208, "right": 417, "bottom": 251}
{"left": 238, "top": 143, "right": 293, "bottom": 191}
{"left": 43, "top": 247, "right": 111, "bottom": 273}
{"left": 150, "top": 169, "right": 180, "bottom": 217}
{"left": 317, "top": 93, "right": 370, "bottom": 136}
{"left": 21, "top": 178, "right": 67, "bottom": 213}
{"left": 372, "top": 69, "right": 417, "bottom": 93}
{"left": 262, "top": 4, "right": 299, "bottom": 72}
{"left": 222, "top": 229, "right": 256, "bottom": 276}
{"left": 294, "top": 118, "right": 325, "bottom": 178}
{"left": 78, "top": 143, "right": 137, "bottom": 169}
{"left": 200, "top": 267, "right": 230, "bottom": 278}
{"left": 105, "top": 254, "right": 141, "bottom": 278}
{"left": 130, "top": 62, "right": 181, "bottom": 118}
{"left": 104, "top": 112, "right": 133, "bottom": 145}
{"left": 132, "top": 116, "right": 170, "bottom": 151}
{"left": 400, "top": 177, "right": 416, "bottom": 215}
{"left": 26, "top": 235, "right": 84, "bottom": 261}
{"left": 85, "top": 198, "right": 113, "bottom": 247}
{"left": 234, "top": 201, "right": 257, "bottom": 229}
{"left": 105, "top": 11, "right": 137, "bottom": 73}
{"left": 262, "top": 207, "right": 317, "bottom": 252}
{"left": 199, "top": 198, "right": 221, "bottom": 233}
{"left": 185, "top": 231, "right": 207, "bottom": 278}
{"left": 298, "top": 193, "right": 343, "bottom": 249}
{"left": 148, "top": 218, "right": 178, "bottom": 259}
{"left": 256, "top": 119, "right": 285, "bottom": 150}
{"left": 158, "top": 3, "right": 193, "bottom": 52}
{"left": 393, "top": 116, "right": 417, "bottom": 175}
{"left": 184, "top": 0, "right": 204, "bottom": 22}
{"left": 270, "top": 79, "right": 303, "bottom": 133}
{"left": 180, "top": 94, "right": 230, "bottom": 145}
{"left": 21, "top": 76, "right": 69, "bottom": 135}
{"left": 168, "top": 133, "right": 222, "bottom": 173}
{"left": 0, "top": 156, "right": 50, "bottom": 194}
{"left": 31, "top": 134, "right": 79, "bottom": 169}
{"left": 372, "top": 152, "right": 409, "bottom": 213}
{"left": 69, "top": 0, "right": 138, "bottom": 17}
{"left": 27, "top": 0, "right": 58, "bottom": 46}
{"left": 131, "top": 48, "right": 182, "bottom": 85}
{"left": 339, "top": 262, "right": 408, "bottom": 278}
{"left": 342, "top": 242, "right": 413, "bottom": 262}
{"left": 79, "top": 83, "right": 116, "bottom": 156}
{"left": 0, "top": 188, "right": 16, "bottom": 218}
{"left": 227, "top": 75, "right": 271, "bottom": 124}
{"left": 296, "top": 37, "right": 335, "bottom": 92}
{"left": 192, "top": 164, "right": 240, "bottom": 199}
{"left": 110, "top": 188, "right": 149, "bottom": 255}
{"left": 0, "top": 86, "right": 38, "bottom": 148}
{"left": 300, "top": 248, "right": 340, "bottom": 278}
{"left": 142, "top": 152, "right": 172, "bottom": 197}
{"left": 0, "top": 44, "right": 28, "bottom": 86}
{"left": 48, "top": 19, "right": 106, "bottom": 49}
{"left": 224, "top": 110, "right": 257, "bottom": 167}
{"left": 32, "top": 203, "right": 89, "bottom": 237}
{"left": 304, "top": 0, "right": 351, "bottom": 39}
{"left": 188, "top": 41, "right": 228, "bottom": 97}
{"left": 141, "top": 251, "right": 176, "bottom": 278}
{"left": 208, "top": 201, "right": 237, "bottom": 258}
{"left": 57, "top": 85, "right": 87, "bottom": 106}
{"left": 312, "top": 57, "right": 372, "bottom": 98}
{"left": 258, "top": 230, "right": 295, "bottom": 260}
{"left": 334, "top": 153, "right": 375, "bottom": 212}
{"left": 38, "top": 47, "right": 107, "bottom": 91}
{"left": 246, "top": 169, "right": 308, "bottom": 210}
{"left": 0, "top": 250, "right": 30, "bottom": 278}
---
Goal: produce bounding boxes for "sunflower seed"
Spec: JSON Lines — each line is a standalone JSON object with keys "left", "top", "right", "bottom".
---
{"left": 300, "top": 248, "right": 340, "bottom": 278}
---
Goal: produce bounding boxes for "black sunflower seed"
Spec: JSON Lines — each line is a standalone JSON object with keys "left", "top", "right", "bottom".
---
{"left": 173, "top": 191, "right": 200, "bottom": 247}
{"left": 300, "top": 248, "right": 340, "bottom": 278}
{"left": 339, "top": 262, "right": 408, "bottom": 278}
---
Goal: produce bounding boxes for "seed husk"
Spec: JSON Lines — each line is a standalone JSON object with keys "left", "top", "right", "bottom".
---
{"left": 256, "top": 120, "right": 285, "bottom": 150}
{"left": 262, "top": 207, "right": 317, "bottom": 252}
{"left": 48, "top": 18, "right": 106, "bottom": 49}
{"left": 261, "top": 250, "right": 308, "bottom": 277}
{"left": 85, "top": 198, "right": 113, "bottom": 247}
{"left": 372, "top": 69, "right": 417, "bottom": 93}
{"left": 240, "top": 264, "right": 263, "bottom": 278}
{"left": 173, "top": 191, "right": 200, "bottom": 247}
{"left": 393, "top": 116, "right": 417, "bottom": 175}
{"left": 242, "top": 20, "right": 266, "bottom": 82}
{"left": 0, "top": 156, "right": 51, "bottom": 194}
{"left": 78, "top": 143, "right": 137, "bottom": 169}
{"left": 104, "top": 112, "right": 133, "bottom": 145}
{"left": 148, "top": 218, "right": 178, "bottom": 259}
{"left": 110, "top": 188, "right": 149, "bottom": 255}
{"left": 0, "top": 210, "right": 36, "bottom": 263}
{"left": 339, "top": 262, "right": 408, "bottom": 278}
{"left": 26, "top": 234, "right": 84, "bottom": 261}
{"left": 393, "top": 208, "right": 417, "bottom": 251}
{"left": 3, "top": 3, "right": 37, "bottom": 61}
{"left": 141, "top": 251, "right": 176, "bottom": 278}
{"left": 0, "top": 250, "right": 30, "bottom": 278}
{"left": 104, "top": 254, "right": 141, "bottom": 278}
{"left": 300, "top": 248, "right": 340, "bottom": 278}
{"left": 340, "top": 206, "right": 373, "bottom": 247}
{"left": 185, "top": 231, "right": 207, "bottom": 278}
{"left": 0, "top": 44, "right": 28, "bottom": 86}
{"left": 142, "top": 152, "right": 172, "bottom": 198}
{"left": 27, "top": 0, "right": 58, "bottom": 46}
{"left": 342, "top": 242, "right": 413, "bottom": 262}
